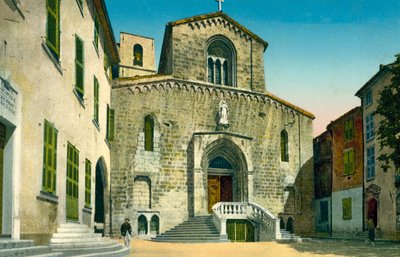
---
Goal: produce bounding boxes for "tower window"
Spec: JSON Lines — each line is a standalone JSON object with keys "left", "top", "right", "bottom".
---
{"left": 133, "top": 44, "right": 143, "bottom": 66}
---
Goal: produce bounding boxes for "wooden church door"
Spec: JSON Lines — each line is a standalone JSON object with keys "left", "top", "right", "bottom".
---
{"left": 208, "top": 175, "right": 233, "bottom": 213}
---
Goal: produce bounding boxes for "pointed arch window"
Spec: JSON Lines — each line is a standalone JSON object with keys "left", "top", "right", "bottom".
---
{"left": 281, "top": 130, "right": 289, "bottom": 162}
{"left": 144, "top": 115, "right": 154, "bottom": 151}
{"left": 133, "top": 44, "right": 143, "bottom": 66}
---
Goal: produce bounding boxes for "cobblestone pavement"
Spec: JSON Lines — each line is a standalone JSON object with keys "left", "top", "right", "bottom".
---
{"left": 126, "top": 239, "right": 400, "bottom": 257}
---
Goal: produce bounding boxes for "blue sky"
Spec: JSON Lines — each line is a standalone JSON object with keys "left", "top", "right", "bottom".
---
{"left": 105, "top": 0, "right": 400, "bottom": 136}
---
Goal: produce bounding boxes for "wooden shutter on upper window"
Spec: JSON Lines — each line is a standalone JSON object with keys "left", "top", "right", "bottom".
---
{"left": 75, "top": 36, "right": 84, "bottom": 98}
{"left": 94, "top": 15, "right": 99, "bottom": 50}
{"left": 94, "top": 77, "right": 99, "bottom": 122}
{"left": 46, "top": 0, "right": 60, "bottom": 58}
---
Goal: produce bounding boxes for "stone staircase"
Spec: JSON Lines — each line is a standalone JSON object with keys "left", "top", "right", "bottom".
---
{"left": 50, "top": 223, "right": 129, "bottom": 257}
{"left": 0, "top": 239, "right": 62, "bottom": 257}
{"left": 152, "top": 216, "right": 225, "bottom": 243}
{"left": 278, "top": 229, "right": 303, "bottom": 242}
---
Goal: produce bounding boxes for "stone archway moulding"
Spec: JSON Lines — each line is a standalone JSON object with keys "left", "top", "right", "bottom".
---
{"left": 191, "top": 131, "right": 253, "bottom": 216}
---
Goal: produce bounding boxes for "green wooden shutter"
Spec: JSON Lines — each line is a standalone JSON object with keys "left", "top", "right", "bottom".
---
{"left": 94, "top": 77, "right": 99, "bottom": 123}
{"left": 75, "top": 36, "right": 84, "bottom": 98}
{"left": 343, "top": 151, "right": 349, "bottom": 176}
{"left": 107, "top": 105, "right": 115, "bottom": 142}
{"left": 94, "top": 15, "right": 99, "bottom": 50}
{"left": 46, "top": 0, "right": 60, "bottom": 58}
{"left": 85, "top": 159, "right": 91, "bottom": 207}
{"left": 66, "top": 143, "right": 79, "bottom": 220}
{"left": 109, "top": 108, "right": 115, "bottom": 142}
{"left": 42, "top": 120, "right": 58, "bottom": 193}
{"left": 349, "top": 150, "right": 355, "bottom": 175}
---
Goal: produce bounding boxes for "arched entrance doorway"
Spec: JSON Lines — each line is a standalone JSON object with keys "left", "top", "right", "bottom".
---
{"left": 94, "top": 158, "right": 107, "bottom": 234}
{"left": 207, "top": 156, "right": 234, "bottom": 213}
{"left": 202, "top": 138, "right": 249, "bottom": 214}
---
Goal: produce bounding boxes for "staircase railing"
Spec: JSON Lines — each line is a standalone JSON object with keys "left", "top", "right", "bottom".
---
{"left": 212, "top": 202, "right": 281, "bottom": 241}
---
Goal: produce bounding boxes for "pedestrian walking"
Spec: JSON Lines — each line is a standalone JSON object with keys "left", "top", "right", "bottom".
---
{"left": 365, "top": 218, "right": 375, "bottom": 246}
{"left": 120, "top": 218, "right": 132, "bottom": 247}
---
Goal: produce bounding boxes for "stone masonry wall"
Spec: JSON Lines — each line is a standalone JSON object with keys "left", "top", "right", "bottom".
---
{"left": 168, "top": 16, "right": 266, "bottom": 93}
{"left": 111, "top": 79, "right": 314, "bottom": 236}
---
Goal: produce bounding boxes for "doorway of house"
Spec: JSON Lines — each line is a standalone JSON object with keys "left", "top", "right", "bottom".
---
{"left": 368, "top": 198, "right": 378, "bottom": 228}
{"left": 94, "top": 160, "right": 105, "bottom": 234}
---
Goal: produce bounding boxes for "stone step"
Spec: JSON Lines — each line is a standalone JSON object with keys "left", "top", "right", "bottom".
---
{"left": 56, "top": 228, "right": 93, "bottom": 234}
{"left": 50, "top": 236, "right": 107, "bottom": 244}
{"left": 59, "top": 223, "right": 89, "bottom": 229}
{"left": 73, "top": 246, "right": 130, "bottom": 257}
{"left": 52, "top": 243, "right": 125, "bottom": 257}
{"left": 0, "top": 240, "right": 34, "bottom": 250}
{"left": 52, "top": 232, "right": 102, "bottom": 239}
{"left": 0, "top": 246, "right": 51, "bottom": 257}
{"left": 166, "top": 229, "right": 219, "bottom": 234}
{"left": 152, "top": 237, "right": 223, "bottom": 243}
{"left": 27, "top": 253, "right": 64, "bottom": 257}
{"left": 51, "top": 239, "right": 115, "bottom": 249}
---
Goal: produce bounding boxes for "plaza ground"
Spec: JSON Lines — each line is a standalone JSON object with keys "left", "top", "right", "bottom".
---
{"left": 124, "top": 238, "right": 400, "bottom": 257}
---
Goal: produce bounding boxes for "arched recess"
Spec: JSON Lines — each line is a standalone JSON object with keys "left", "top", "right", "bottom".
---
{"left": 133, "top": 176, "right": 151, "bottom": 209}
{"left": 201, "top": 138, "right": 249, "bottom": 211}
{"left": 95, "top": 157, "right": 108, "bottom": 233}
{"left": 286, "top": 217, "right": 294, "bottom": 233}
{"left": 138, "top": 215, "right": 148, "bottom": 235}
{"left": 205, "top": 35, "right": 237, "bottom": 86}
{"left": 150, "top": 215, "right": 160, "bottom": 235}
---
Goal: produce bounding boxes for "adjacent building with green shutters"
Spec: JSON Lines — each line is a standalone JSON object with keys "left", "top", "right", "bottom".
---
{"left": 0, "top": 0, "right": 118, "bottom": 244}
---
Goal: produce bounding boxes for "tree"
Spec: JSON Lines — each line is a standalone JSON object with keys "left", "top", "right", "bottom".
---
{"left": 375, "top": 54, "right": 400, "bottom": 173}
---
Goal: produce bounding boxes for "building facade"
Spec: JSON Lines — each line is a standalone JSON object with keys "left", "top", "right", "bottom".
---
{"left": 313, "top": 131, "right": 332, "bottom": 233}
{"left": 0, "top": 0, "right": 118, "bottom": 243}
{"left": 111, "top": 12, "right": 315, "bottom": 241}
{"left": 356, "top": 64, "right": 400, "bottom": 240}
{"left": 327, "top": 107, "right": 364, "bottom": 235}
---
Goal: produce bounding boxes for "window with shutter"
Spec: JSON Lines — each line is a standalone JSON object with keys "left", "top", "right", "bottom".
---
{"left": 46, "top": 0, "right": 60, "bottom": 59}
{"left": 107, "top": 105, "right": 115, "bottom": 142}
{"left": 85, "top": 159, "right": 91, "bottom": 207}
{"left": 75, "top": 36, "right": 85, "bottom": 99}
{"left": 94, "top": 14, "right": 99, "bottom": 51}
{"left": 42, "top": 120, "right": 58, "bottom": 193}
{"left": 94, "top": 77, "right": 99, "bottom": 123}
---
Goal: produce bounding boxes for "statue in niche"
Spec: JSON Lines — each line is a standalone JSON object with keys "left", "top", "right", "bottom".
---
{"left": 217, "top": 100, "right": 230, "bottom": 130}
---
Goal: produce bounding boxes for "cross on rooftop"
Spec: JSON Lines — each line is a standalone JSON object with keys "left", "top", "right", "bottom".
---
{"left": 216, "top": 0, "right": 224, "bottom": 12}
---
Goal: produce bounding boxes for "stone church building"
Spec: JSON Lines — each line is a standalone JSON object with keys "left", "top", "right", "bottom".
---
{"left": 111, "top": 11, "right": 315, "bottom": 241}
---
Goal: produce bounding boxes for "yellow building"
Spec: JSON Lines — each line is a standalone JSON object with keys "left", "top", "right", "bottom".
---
{"left": 0, "top": 0, "right": 118, "bottom": 244}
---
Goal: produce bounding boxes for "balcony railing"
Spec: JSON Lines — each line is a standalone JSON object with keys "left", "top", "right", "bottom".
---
{"left": 212, "top": 202, "right": 281, "bottom": 241}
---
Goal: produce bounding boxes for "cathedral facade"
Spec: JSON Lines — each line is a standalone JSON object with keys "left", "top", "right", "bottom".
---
{"left": 111, "top": 12, "right": 315, "bottom": 240}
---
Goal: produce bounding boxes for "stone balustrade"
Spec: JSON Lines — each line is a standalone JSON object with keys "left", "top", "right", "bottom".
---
{"left": 212, "top": 201, "right": 281, "bottom": 241}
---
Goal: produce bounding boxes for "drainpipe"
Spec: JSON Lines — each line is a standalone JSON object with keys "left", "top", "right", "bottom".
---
{"left": 109, "top": 181, "right": 112, "bottom": 236}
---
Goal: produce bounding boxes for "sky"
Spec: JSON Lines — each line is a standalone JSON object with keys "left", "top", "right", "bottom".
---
{"left": 105, "top": 0, "right": 400, "bottom": 136}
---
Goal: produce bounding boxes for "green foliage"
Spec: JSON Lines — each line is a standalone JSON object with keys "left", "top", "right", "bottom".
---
{"left": 375, "top": 54, "right": 400, "bottom": 172}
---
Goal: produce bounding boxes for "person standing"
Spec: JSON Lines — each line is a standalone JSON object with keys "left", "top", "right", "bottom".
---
{"left": 366, "top": 218, "right": 375, "bottom": 246}
{"left": 120, "top": 218, "right": 132, "bottom": 247}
